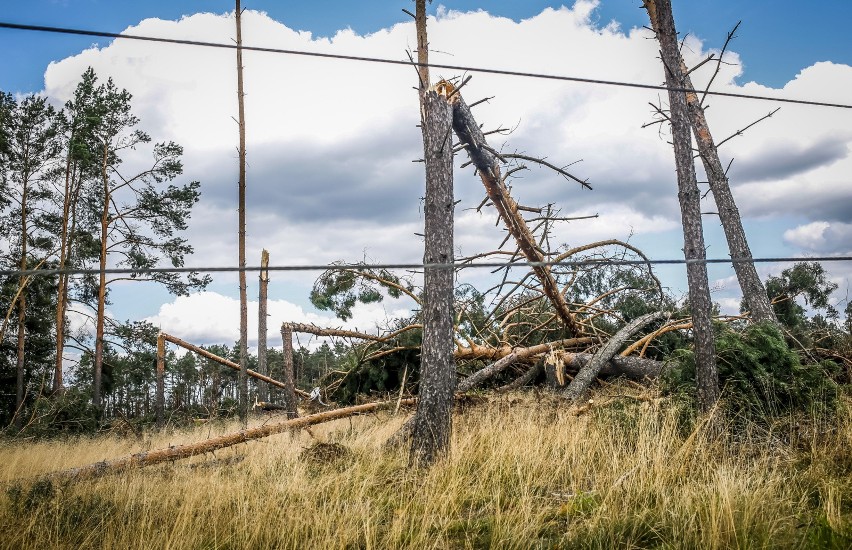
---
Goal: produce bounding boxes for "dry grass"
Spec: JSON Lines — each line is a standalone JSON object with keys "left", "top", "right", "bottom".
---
{"left": 1, "top": 385, "right": 851, "bottom": 549}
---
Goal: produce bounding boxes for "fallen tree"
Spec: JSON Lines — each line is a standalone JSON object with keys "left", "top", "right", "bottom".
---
{"left": 39, "top": 398, "right": 416, "bottom": 483}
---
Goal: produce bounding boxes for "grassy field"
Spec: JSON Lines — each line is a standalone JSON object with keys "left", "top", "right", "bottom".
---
{"left": 1, "top": 385, "right": 851, "bottom": 549}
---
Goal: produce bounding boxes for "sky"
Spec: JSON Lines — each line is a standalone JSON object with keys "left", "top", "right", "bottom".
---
{"left": 1, "top": 1, "right": 851, "bottom": 349}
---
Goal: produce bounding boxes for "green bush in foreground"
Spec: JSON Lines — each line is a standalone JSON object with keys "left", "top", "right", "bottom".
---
{"left": 665, "top": 321, "right": 840, "bottom": 421}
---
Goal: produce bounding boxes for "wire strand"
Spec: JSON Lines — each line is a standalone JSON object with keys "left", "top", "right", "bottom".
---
{"left": 1, "top": 21, "right": 851, "bottom": 110}
{"left": 2, "top": 256, "right": 851, "bottom": 278}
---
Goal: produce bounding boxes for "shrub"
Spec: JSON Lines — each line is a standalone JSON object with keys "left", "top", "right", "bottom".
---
{"left": 664, "top": 322, "right": 839, "bottom": 421}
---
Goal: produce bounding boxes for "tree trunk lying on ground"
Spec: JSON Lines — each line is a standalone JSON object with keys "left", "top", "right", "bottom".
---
{"left": 563, "top": 311, "right": 666, "bottom": 401}
{"left": 38, "top": 399, "right": 416, "bottom": 483}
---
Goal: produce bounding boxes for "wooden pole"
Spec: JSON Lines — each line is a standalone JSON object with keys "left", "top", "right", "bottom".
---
{"left": 258, "top": 249, "right": 269, "bottom": 403}
{"left": 235, "top": 0, "right": 249, "bottom": 425}
{"left": 161, "top": 332, "right": 310, "bottom": 398}
{"left": 156, "top": 332, "right": 165, "bottom": 429}
{"left": 280, "top": 323, "right": 299, "bottom": 418}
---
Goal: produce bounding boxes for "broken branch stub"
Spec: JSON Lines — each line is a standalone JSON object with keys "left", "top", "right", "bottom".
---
{"left": 448, "top": 90, "right": 581, "bottom": 336}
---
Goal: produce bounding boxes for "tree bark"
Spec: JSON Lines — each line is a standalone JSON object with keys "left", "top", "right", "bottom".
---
{"left": 647, "top": 0, "right": 719, "bottom": 411}
{"left": 156, "top": 333, "right": 165, "bottom": 429}
{"left": 258, "top": 249, "right": 269, "bottom": 403}
{"left": 235, "top": 0, "right": 249, "bottom": 424}
{"left": 563, "top": 311, "right": 665, "bottom": 401}
{"left": 642, "top": 2, "right": 775, "bottom": 325}
{"left": 55, "top": 157, "right": 84, "bottom": 393}
{"left": 280, "top": 324, "right": 299, "bottom": 418}
{"left": 410, "top": 0, "right": 456, "bottom": 467}
{"left": 93, "top": 143, "right": 110, "bottom": 412}
{"left": 449, "top": 92, "right": 581, "bottom": 336}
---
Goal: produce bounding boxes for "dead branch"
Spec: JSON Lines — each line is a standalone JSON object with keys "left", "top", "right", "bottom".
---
{"left": 283, "top": 322, "right": 423, "bottom": 344}
{"left": 161, "top": 333, "right": 310, "bottom": 398}
{"left": 700, "top": 21, "right": 741, "bottom": 106}
{"left": 552, "top": 239, "right": 664, "bottom": 303}
{"left": 500, "top": 153, "right": 591, "bottom": 190}
{"left": 713, "top": 108, "right": 780, "bottom": 150}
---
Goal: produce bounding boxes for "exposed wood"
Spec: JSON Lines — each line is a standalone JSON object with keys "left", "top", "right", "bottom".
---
{"left": 646, "top": 0, "right": 719, "bottom": 411}
{"left": 41, "top": 399, "right": 417, "bottom": 483}
{"left": 235, "top": 0, "right": 249, "bottom": 424}
{"left": 161, "top": 332, "right": 310, "bottom": 398}
{"left": 457, "top": 338, "right": 666, "bottom": 393}
{"left": 280, "top": 324, "right": 299, "bottom": 418}
{"left": 643, "top": 3, "right": 776, "bottom": 325}
{"left": 258, "top": 249, "right": 270, "bottom": 403}
{"left": 563, "top": 311, "right": 665, "bottom": 401}
{"left": 455, "top": 337, "right": 594, "bottom": 362}
{"left": 449, "top": 91, "right": 581, "bottom": 336}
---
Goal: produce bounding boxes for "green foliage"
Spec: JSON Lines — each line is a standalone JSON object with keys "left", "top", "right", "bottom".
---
{"left": 664, "top": 322, "right": 839, "bottom": 420}
{"left": 7, "top": 387, "right": 101, "bottom": 436}
{"left": 764, "top": 262, "right": 839, "bottom": 335}
{"left": 325, "top": 319, "right": 422, "bottom": 405}
{"left": 310, "top": 265, "right": 414, "bottom": 321}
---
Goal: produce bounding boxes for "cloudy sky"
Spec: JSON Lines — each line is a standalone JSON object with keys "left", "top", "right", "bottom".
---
{"left": 2, "top": 1, "right": 851, "bottom": 348}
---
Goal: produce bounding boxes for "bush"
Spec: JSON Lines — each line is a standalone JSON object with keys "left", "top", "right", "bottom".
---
{"left": 664, "top": 322, "right": 839, "bottom": 420}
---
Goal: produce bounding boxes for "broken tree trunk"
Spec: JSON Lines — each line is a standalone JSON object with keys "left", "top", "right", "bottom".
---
{"left": 648, "top": 0, "right": 719, "bottom": 411}
{"left": 41, "top": 399, "right": 416, "bottom": 484}
{"left": 156, "top": 333, "right": 165, "bottom": 429}
{"left": 643, "top": 1, "right": 776, "bottom": 325}
{"left": 563, "top": 311, "right": 665, "bottom": 401}
{"left": 258, "top": 249, "right": 270, "bottom": 403}
{"left": 280, "top": 323, "right": 299, "bottom": 418}
{"left": 449, "top": 91, "right": 581, "bottom": 336}
{"left": 409, "top": 0, "right": 456, "bottom": 467}
{"left": 410, "top": 81, "right": 456, "bottom": 465}
{"left": 459, "top": 341, "right": 667, "bottom": 393}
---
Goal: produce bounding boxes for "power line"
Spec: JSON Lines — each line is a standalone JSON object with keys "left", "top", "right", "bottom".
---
{"left": 1, "top": 21, "right": 851, "bottom": 111}
{"left": 2, "top": 256, "right": 851, "bottom": 278}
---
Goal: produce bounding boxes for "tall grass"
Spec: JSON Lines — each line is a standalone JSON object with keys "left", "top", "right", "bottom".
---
{"left": 1, "top": 385, "right": 850, "bottom": 549}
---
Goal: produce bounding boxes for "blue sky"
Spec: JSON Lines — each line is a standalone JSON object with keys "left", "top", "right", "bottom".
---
{"left": 3, "top": 1, "right": 852, "bottom": 93}
{"left": 1, "top": 1, "right": 850, "bottom": 345}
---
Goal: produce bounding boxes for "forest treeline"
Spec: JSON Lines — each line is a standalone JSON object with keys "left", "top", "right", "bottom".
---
{"left": 0, "top": 68, "right": 209, "bottom": 429}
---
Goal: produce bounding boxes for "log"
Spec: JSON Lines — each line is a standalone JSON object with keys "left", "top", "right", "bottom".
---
{"left": 563, "top": 311, "right": 665, "bottom": 401}
{"left": 41, "top": 399, "right": 417, "bottom": 483}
